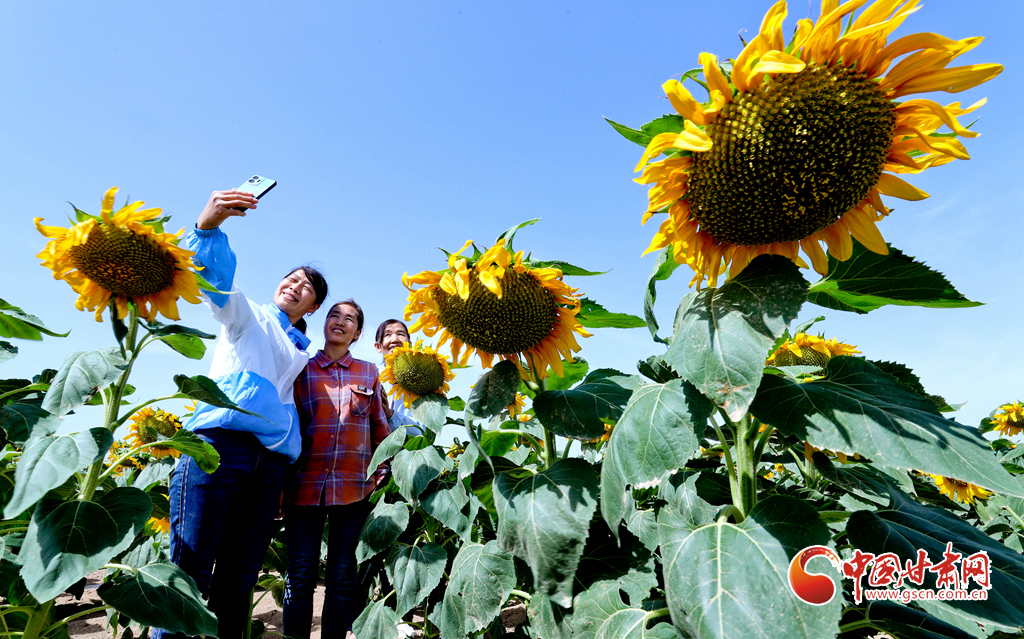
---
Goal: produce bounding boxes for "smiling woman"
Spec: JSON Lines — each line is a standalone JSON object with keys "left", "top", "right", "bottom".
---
{"left": 153, "top": 188, "right": 329, "bottom": 639}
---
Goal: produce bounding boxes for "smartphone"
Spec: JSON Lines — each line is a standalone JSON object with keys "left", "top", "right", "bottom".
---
{"left": 232, "top": 175, "right": 277, "bottom": 211}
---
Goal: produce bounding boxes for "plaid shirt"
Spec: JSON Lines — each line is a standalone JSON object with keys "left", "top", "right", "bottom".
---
{"left": 290, "top": 350, "right": 390, "bottom": 506}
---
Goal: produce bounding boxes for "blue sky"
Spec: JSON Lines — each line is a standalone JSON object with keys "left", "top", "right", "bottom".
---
{"left": 2, "top": 0, "right": 1021, "bottom": 441}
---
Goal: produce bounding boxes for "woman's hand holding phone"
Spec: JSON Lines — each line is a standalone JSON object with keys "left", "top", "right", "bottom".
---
{"left": 196, "top": 189, "right": 259, "bottom": 230}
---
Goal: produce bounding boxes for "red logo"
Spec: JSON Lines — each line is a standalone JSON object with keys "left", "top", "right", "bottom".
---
{"left": 788, "top": 545, "right": 842, "bottom": 605}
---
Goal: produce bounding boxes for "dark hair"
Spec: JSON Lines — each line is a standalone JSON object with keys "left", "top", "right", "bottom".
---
{"left": 327, "top": 299, "right": 364, "bottom": 336}
{"left": 284, "top": 266, "right": 329, "bottom": 335}
{"left": 375, "top": 319, "right": 409, "bottom": 345}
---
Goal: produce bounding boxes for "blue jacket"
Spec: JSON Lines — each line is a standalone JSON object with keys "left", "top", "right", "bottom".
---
{"left": 182, "top": 227, "right": 307, "bottom": 462}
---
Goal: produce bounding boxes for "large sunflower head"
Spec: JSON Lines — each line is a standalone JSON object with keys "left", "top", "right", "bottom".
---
{"left": 126, "top": 407, "right": 183, "bottom": 459}
{"left": 767, "top": 333, "right": 860, "bottom": 367}
{"left": 35, "top": 186, "right": 202, "bottom": 322}
{"left": 991, "top": 401, "right": 1024, "bottom": 437}
{"left": 631, "top": 0, "right": 1002, "bottom": 288}
{"left": 403, "top": 237, "right": 591, "bottom": 379}
{"left": 930, "top": 474, "right": 991, "bottom": 505}
{"left": 380, "top": 339, "right": 456, "bottom": 408}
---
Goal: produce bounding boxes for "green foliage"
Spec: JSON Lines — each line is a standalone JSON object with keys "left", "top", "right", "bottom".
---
{"left": 5, "top": 429, "right": 113, "bottom": 517}
{"left": 172, "top": 374, "right": 261, "bottom": 417}
{"left": 356, "top": 501, "right": 410, "bottom": 563}
{"left": 666, "top": 254, "right": 808, "bottom": 419}
{"left": 97, "top": 563, "right": 218, "bottom": 637}
{"left": 436, "top": 541, "right": 516, "bottom": 639}
{"left": 386, "top": 542, "right": 447, "bottom": 616}
{"left": 575, "top": 298, "right": 645, "bottom": 329}
{"left": 0, "top": 298, "right": 68, "bottom": 340}
{"left": 807, "top": 241, "right": 981, "bottom": 314}
{"left": 534, "top": 369, "right": 638, "bottom": 440}
{"left": 159, "top": 430, "right": 220, "bottom": 473}
{"left": 43, "top": 349, "right": 128, "bottom": 417}
{"left": 410, "top": 393, "right": 449, "bottom": 433}
{"left": 643, "top": 247, "right": 682, "bottom": 344}
{"left": 466, "top": 360, "right": 520, "bottom": 419}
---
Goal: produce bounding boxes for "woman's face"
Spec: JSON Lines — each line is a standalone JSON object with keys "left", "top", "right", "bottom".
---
{"left": 275, "top": 270, "right": 320, "bottom": 319}
{"left": 324, "top": 303, "right": 361, "bottom": 349}
{"left": 374, "top": 322, "right": 410, "bottom": 356}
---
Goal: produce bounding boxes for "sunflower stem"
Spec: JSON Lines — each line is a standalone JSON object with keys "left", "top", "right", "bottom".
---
{"left": 709, "top": 413, "right": 738, "bottom": 503}
{"left": 110, "top": 395, "right": 181, "bottom": 430}
{"left": 96, "top": 441, "right": 168, "bottom": 483}
{"left": 731, "top": 413, "right": 759, "bottom": 520}
{"left": 81, "top": 304, "right": 140, "bottom": 502}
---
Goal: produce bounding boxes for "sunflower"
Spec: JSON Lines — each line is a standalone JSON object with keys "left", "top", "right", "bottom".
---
{"left": 767, "top": 333, "right": 861, "bottom": 367}
{"left": 507, "top": 393, "right": 528, "bottom": 419}
{"left": 587, "top": 422, "right": 615, "bottom": 444}
{"left": 35, "top": 186, "right": 202, "bottom": 322}
{"left": 147, "top": 517, "right": 171, "bottom": 534}
{"left": 991, "top": 401, "right": 1024, "bottom": 437}
{"left": 632, "top": 0, "right": 1002, "bottom": 288}
{"left": 931, "top": 474, "right": 991, "bottom": 505}
{"left": 126, "top": 407, "right": 183, "bottom": 459}
{"left": 403, "top": 238, "right": 591, "bottom": 379}
{"left": 105, "top": 439, "right": 141, "bottom": 475}
{"left": 380, "top": 339, "right": 456, "bottom": 408}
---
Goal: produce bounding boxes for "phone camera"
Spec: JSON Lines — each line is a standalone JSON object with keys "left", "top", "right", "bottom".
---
{"left": 248, "top": 177, "right": 259, "bottom": 183}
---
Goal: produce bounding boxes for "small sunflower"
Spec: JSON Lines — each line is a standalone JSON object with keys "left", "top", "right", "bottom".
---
{"left": 587, "top": 422, "right": 615, "bottom": 444}
{"left": 380, "top": 339, "right": 456, "bottom": 408}
{"left": 35, "top": 186, "right": 202, "bottom": 322}
{"left": 991, "top": 401, "right": 1024, "bottom": 437}
{"left": 403, "top": 237, "right": 591, "bottom": 379}
{"left": 631, "top": 0, "right": 1002, "bottom": 288}
{"left": 507, "top": 393, "right": 528, "bottom": 419}
{"left": 767, "top": 333, "right": 861, "bottom": 367}
{"left": 126, "top": 407, "right": 183, "bottom": 459}
{"left": 105, "top": 439, "right": 141, "bottom": 475}
{"left": 931, "top": 474, "right": 991, "bottom": 505}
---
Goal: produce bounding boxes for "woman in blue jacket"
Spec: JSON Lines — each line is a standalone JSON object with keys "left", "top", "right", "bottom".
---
{"left": 155, "top": 189, "right": 328, "bottom": 639}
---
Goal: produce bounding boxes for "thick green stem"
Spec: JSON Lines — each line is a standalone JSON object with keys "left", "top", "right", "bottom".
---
{"left": 529, "top": 370, "right": 554, "bottom": 470}
{"left": 19, "top": 600, "right": 52, "bottom": 639}
{"left": 730, "top": 413, "right": 759, "bottom": 520}
{"left": 709, "top": 413, "right": 739, "bottom": 511}
{"left": 643, "top": 607, "right": 671, "bottom": 623}
{"left": 44, "top": 606, "right": 112, "bottom": 634}
{"left": 509, "top": 589, "right": 532, "bottom": 602}
{"left": 81, "top": 305, "right": 140, "bottom": 502}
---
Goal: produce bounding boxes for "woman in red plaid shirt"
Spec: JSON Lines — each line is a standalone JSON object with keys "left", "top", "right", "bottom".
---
{"left": 284, "top": 299, "right": 390, "bottom": 639}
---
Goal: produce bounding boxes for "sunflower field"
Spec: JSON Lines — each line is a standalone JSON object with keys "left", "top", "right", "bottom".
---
{"left": 2, "top": 0, "right": 1023, "bottom": 638}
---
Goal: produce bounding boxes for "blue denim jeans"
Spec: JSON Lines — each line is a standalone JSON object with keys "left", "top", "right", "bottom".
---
{"left": 154, "top": 428, "right": 288, "bottom": 639}
{"left": 283, "top": 499, "right": 372, "bottom": 639}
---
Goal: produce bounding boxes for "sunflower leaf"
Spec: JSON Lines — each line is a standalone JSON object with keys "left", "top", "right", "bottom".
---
{"left": 448, "top": 396, "right": 466, "bottom": 411}
{"left": 171, "top": 375, "right": 262, "bottom": 418}
{"left": 97, "top": 562, "right": 217, "bottom": 637}
{"left": 851, "top": 602, "right": 980, "bottom": 639}
{"left": 140, "top": 320, "right": 216, "bottom": 340}
{"left": 18, "top": 487, "right": 151, "bottom": 602}
{"left": 436, "top": 541, "right": 516, "bottom": 639}
{"left": 0, "top": 298, "right": 68, "bottom": 341}
{"left": 846, "top": 485, "right": 1024, "bottom": 634}
{"left": 366, "top": 426, "right": 407, "bottom": 481}
{"left": 192, "top": 272, "right": 235, "bottom": 296}
{"left": 42, "top": 348, "right": 129, "bottom": 418}
{"left": 156, "top": 334, "right": 207, "bottom": 360}
{"left": 0, "top": 402, "right": 60, "bottom": 446}
{"left": 356, "top": 501, "right": 410, "bottom": 563}
{"left": 353, "top": 599, "right": 402, "bottom": 639}
{"left": 159, "top": 429, "right": 220, "bottom": 473}
{"left": 643, "top": 247, "right": 682, "bottom": 345}
{"left": 421, "top": 480, "right": 472, "bottom": 542}
{"left": 528, "top": 261, "right": 609, "bottom": 277}
{"left": 575, "top": 298, "right": 646, "bottom": 329}
{"left": 386, "top": 542, "right": 448, "bottom": 617}
{"left": 807, "top": 241, "right": 981, "bottom": 314}
{"left": 496, "top": 219, "right": 540, "bottom": 247}
{"left": 410, "top": 393, "right": 448, "bottom": 434}
{"left": 392, "top": 446, "right": 446, "bottom": 504}
{"left": 605, "top": 118, "right": 651, "bottom": 147}
{"left": 4, "top": 428, "right": 113, "bottom": 518}
{"left": 658, "top": 496, "right": 841, "bottom": 639}
{"left": 665, "top": 254, "right": 808, "bottom": 420}
{"left": 0, "top": 340, "right": 17, "bottom": 364}
{"left": 495, "top": 458, "right": 599, "bottom": 607}
{"left": 534, "top": 369, "right": 639, "bottom": 441}
{"left": 750, "top": 357, "right": 1024, "bottom": 497}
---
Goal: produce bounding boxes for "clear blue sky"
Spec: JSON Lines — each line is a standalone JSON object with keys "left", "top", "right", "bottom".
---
{"left": 2, "top": 0, "right": 1021, "bottom": 440}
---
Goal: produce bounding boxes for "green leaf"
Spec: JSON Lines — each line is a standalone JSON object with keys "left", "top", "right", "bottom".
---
{"left": 750, "top": 357, "right": 1024, "bottom": 497}
{"left": 159, "top": 429, "right": 220, "bottom": 473}
{"left": 659, "top": 496, "right": 841, "bottom": 639}
{"left": 410, "top": 394, "right": 448, "bottom": 434}
{"left": 658, "top": 472, "right": 718, "bottom": 529}
{"left": 605, "top": 380, "right": 714, "bottom": 490}
{"left": 172, "top": 375, "right": 261, "bottom": 418}
{"left": 605, "top": 114, "right": 686, "bottom": 148}
{"left": 139, "top": 320, "right": 215, "bottom": 340}
{"left": 575, "top": 298, "right": 646, "bottom": 329}
{"left": 0, "top": 341, "right": 16, "bottom": 364}
{"left": 466, "top": 360, "right": 520, "bottom": 420}
{"left": 386, "top": 542, "right": 447, "bottom": 617}
{"left": 98, "top": 562, "right": 217, "bottom": 637}
{"left": 42, "top": 349, "right": 129, "bottom": 417}
{"left": 366, "top": 427, "right": 407, "bottom": 480}
{"left": 18, "top": 487, "right": 152, "bottom": 601}
{"left": 529, "top": 595, "right": 572, "bottom": 639}
{"left": 807, "top": 241, "right": 981, "bottom": 314}
{"left": 437, "top": 541, "right": 516, "bottom": 639}
{"left": 846, "top": 486, "right": 1024, "bottom": 634}
{"left": 573, "top": 574, "right": 670, "bottom": 639}
{"left": 421, "top": 480, "right": 472, "bottom": 541}
{"left": 666, "top": 255, "right": 808, "bottom": 420}
{"left": 353, "top": 598, "right": 402, "bottom": 639}
{"left": 644, "top": 247, "right": 682, "bottom": 344}
{"left": 637, "top": 354, "right": 679, "bottom": 384}
{"left": 448, "top": 396, "right": 466, "bottom": 411}
{"left": 0, "top": 299, "right": 68, "bottom": 340}
{"left": 527, "top": 260, "right": 609, "bottom": 277}
{"left": 497, "top": 219, "right": 540, "bottom": 246}
{"left": 534, "top": 369, "right": 638, "bottom": 441}
{"left": 495, "top": 458, "right": 599, "bottom": 607}
{"left": 193, "top": 271, "right": 233, "bottom": 296}
{"left": 155, "top": 334, "right": 207, "bottom": 360}
{"left": 356, "top": 501, "right": 410, "bottom": 563}
{"left": 133, "top": 457, "right": 176, "bottom": 491}
{"left": 392, "top": 446, "right": 446, "bottom": 503}
{"left": 0, "top": 403, "right": 60, "bottom": 446}
{"left": 599, "top": 437, "right": 631, "bottom": 541}
{"left": 854, "top": 602, "right": 983, "bottom": 639}
{"left": 4, "top": 428, "right": 113, "bottom": 517}
{"left": 605, "top": 117, "right": 651, "bottom": 147}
